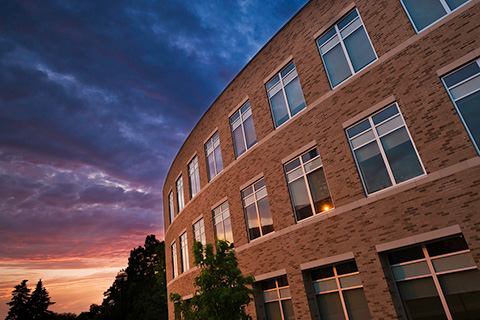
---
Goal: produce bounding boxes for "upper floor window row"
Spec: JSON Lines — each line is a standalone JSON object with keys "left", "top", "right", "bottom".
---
{"left": 317, "top": 9, "right": 377, "bottom": 88}
{"left": 231, "top": 101, "right": 257, "bottom": 158}
{"left": 242, "top": 178, "right": 274, "bottom": 241}
{"left": 400, "top": 0, "right": 470, "bottom": 33}
{"left": 176, "top": 175, "right": 185, "bottom": 212}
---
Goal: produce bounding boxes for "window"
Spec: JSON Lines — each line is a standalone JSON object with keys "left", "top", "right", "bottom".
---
{"left": 241, "top": 178, "right": 274, "bottom": 241}
{"left": 205, "top": 133, "right": 224, "bottom": 180}
{"left": 284, "top": 147, "right": 334, "bottom": 222}
{"left": 176, "top": 175, "right": 185, "bottom": 212}
{"left": 168, "top": 191, "right": 174, "bottom": 223}
{"left": 180, "top": 232, "right": 189, "bottom": 273}
{"left": 311, "top": 260, "right": 371, "bottom": 320}
{"left": 317, "top": 9, "right": 377, "bottom": 88}
{"left": 193, "top": 218, "right": 206, "bottom": 245}
{"left": 261, "top": 276, "right": 295, "bottom": 320}
{"left": 171, "top": 242, "right": 178, "bottom": 278}
{"left": 266, "top": 61, "right": 306, "bottom": 128}
{"left": 188, "top": 156, "right": 201, "bottom": 198}
{"left": 346, "top": 103, "right": 424, "bottom": 195}
{"left": 442, "top": 59, "right": 480, "bottom": 154}
{"left": 387, "top": 235, "right": 480, "bottom": 319}
{"left": 230, "top": 101, "right": 257, "bottom": 157}
{"left": 400, "top": 0, "right": 470, "bottom": 32}
{"left": 213, "top": 202, "right": 233, "bottom": 245}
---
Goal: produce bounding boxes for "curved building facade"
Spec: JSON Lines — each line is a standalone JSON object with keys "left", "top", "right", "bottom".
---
{"left": 163, "top": 1, "right": 480, "bottom": 319}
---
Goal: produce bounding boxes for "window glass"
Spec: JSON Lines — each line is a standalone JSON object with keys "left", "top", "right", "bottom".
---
{"left": 180, "top": 232, "right": 189, "bottom": 273}
{"left": 213, "top": 202, "right": 233, "bottom": 245}
{"left": 230, "top": 101, "right": 257, "bottom": 157}
{"left": 188, "top": 156, "right": 200, "bottom": 198}
{"left": 205, "top": 133, "right": 224, "bottom": 180}
{"left": 347, "top": 103, "right": 424, "bottom": 195}
{"left": 317, "top": 9, "right": 377, "bottom": 88}
{"left": 261, "top": 276, "right": 294, "bottom": 320}
{"left": 242, "top": 178, "right": 274, "bottom": 241}
{"left": 266, "top": 62, "right": 306, "bottom": 128}
{"left": 193, "top": 218, "right": 206, "bottom": 245}
{"left": 168, "top": 192, "right": 174, "bottom": 223}
{"left": 442, "top": 59, "right": 480, "bottom": 154}
{"left": 176, "top": 175, "right": 185, "bottom": 212}
{"left": 171, "top": 242, "right": 178, "bottom": 278}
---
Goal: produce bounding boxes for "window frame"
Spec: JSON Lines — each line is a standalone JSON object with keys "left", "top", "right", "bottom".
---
{"left": 212, "top": 201, "right": 233, "bottom": 245}
{"left": 176, "top": 175, "right": 185, "bottom": 212}
{"left": 193, "top": 218, "right": 206, "bottom": 245}
{"left": 441, "top": 58, "right": 480, "bottom": 154}
{"left": 399, "top": 0, "right": 471, "bottom": 33}
{"left": 205, "top": 132, "right": 224, "bottom": 181}
{"left": 171, "top": 241, "right": 178, "bottom": 279}
{"left": 346, "top": 102, "right": 426, "bottom": 196}
{"left": 180, "top": 231, "right": 189, "bottom": 273}
{"left": 241, "top": 178, "right": 274, "bottom": 241}
{"left": 265, "top": 61, "right": 306, "bottom": 128}
{"left": 261, "top": 276, "right": 294, "bottom": 320}
{"left": 188, "top": 156, "right": 201, "bottom": 198}
{"left": 316, "top": 8, "right": 377, "bottom": 89}
{"left": 230, "top": 101, "right": 258, "bottom": 158}
{"left": 168, "top": 191, "right": 174, "bottom": 223}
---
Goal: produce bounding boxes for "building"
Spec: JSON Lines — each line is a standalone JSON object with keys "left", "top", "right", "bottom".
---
{"left": 163, "top": 0, "right": 480, "bottom": 319}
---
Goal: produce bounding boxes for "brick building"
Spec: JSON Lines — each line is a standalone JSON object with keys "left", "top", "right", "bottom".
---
{"left": 163, "top": 0, "right": 480, "bottom": 319}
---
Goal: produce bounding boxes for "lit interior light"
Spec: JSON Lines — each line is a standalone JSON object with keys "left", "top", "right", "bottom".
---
{"left": 324, "top": 206, "right": 330, "bottom": 211}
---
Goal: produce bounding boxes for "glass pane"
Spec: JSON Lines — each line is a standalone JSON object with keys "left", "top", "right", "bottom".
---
{"left": 265, "top": 301, "right": 282, "bottom": 320}
{"left": 351, "top": 129, "right": 375, "bottom": 149}
{"left": 315, "top": 279, "right": 338, "bottom": 293}
{"left": 317, "top": 28, "right": 337, "bottom": 46}
{"left": 263, "top": 290, "right": 279, "bottom": 301}
{"left": 388, "top": 245, "right": 424, "bottom": 264}
{"left": 426, "top": 235, "right": 468, "bottom": 257}
{"left": 432, "top": 252, "right": 476, "bottom": 272}
{"left": 214, "top": 146, "right": 223, "bottom": 174}
{"left": 311, "top": 266, "right": 335, "bottom": 281}
{"left": 444, "top": 62, "right": 480, "bottom": 87}
{"left": 456, "top": 90, "right": 480, "bottom": 149}
{"left": 343, "top": 288, "right": 372, "bottom": 320}
{"left": 256, "top": 188, "right": 267, "bottom": 199}
{"left": 372, "top": 104, "right": 399, "bottom": 124}
{"left": 258, "top": 197, "right": 274, "bottom": 236}
{"left": 261, "top": 279, "right": 277, "bottom": 290}
{"left": 445, "top": 0, "right": 469, "bottom": 10}
{"left": 224, "top": 218, "right": 233, "bottom": 244}
{"left": 449, "top": 74, "right": 480, "bottom": 99}
{"left": 207, "top": 152, "right": 216, "bottom": 180}
{"left": 316, "top": 292, "right": 346, "bottom": 320}
{"left": 339, "top": 274, "right": 362, "bottom": 288}
{"left": 254, "top": 178, "right": 266, "bottom": 190}
{"left": 320, "top": 34, "right": 340, "bottom": 54}
{"left": 338, "top": 9, "right": 359, "bottom": 30}
{"left": 281, "top": 299, "right": 295, "bottom": 320}
{"left": 354, "top": 141, "right": 392, "bottom": 193}
{"left": 245, "top": 204, "right": 260, "bottom": 240}
{"left": 336, "top": 261, "right": 358, "bottom": 275}
{"left": 340, "top": 17, "right": 362, "bottom": 38}
{"left": 266, "top": 75, "right": 280, "bottom": 91}
{"left": 438, "top": 270, "right": 480, "bottom": 319}
{"left": 398, "top": 278, "right": 447, "bottom": 320}
{"left": 301, "top": 147, "right": 319, "bottom": 163}
{"left": 243, "top": 115, "right": 257, "bottom": 149}
{"left": 281, "top": 62, "right": 295, "bottom": 78}
{"left": 375, "top": 115, "right": 404, "bottom": 136}
{"left": 279, "top": 288, "right": 291, "bottom": 298}
{"left": 277, "top": 276, "right": 289, "bottom": 287}
{"left": 381, "top": 127, "right": 424, "bottom": 184}
{"left": 323, "top": 43, "right": 352, "bottom": 87}
{"left": 392, "top": 261, "right": 430, "bottom": 280}
{"left": 343, "top": 27, "right": 376, "bottom": 72}
{"left": 288, "top": 178, "right": 314, "bottom": 221}
{"left": 348, "top": 119, "right": 371, "bottom": 138}
{"left": 401, "top": 0, "right": 447, "bottom": 31}
{"left": 285, "top": 158, "right": 301, "bottom": 172}
{"left": 304, "top": 157, "right": 322, "bottom": 173}
{"left": 282, "top": 68, "right": 297, "bottom": 86}
{"left": 284, "top": 77, "right": 306, "bottom": 116}
{"left": 233, "top": 126, "right": 246, "bottom": 157}
{"left": 287, "top": 167, "right": 303, "bottom": 183}
{"left": 307, "top": 167, "right": 334, "bottom": 213}
{"left": 270, "top": 90, "right": 289, "bottom": 127}
{"left": 242, "top": 186, "right": 253, "bottom": 198}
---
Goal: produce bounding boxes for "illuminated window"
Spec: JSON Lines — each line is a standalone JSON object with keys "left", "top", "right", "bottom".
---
{"left": 171, "top": 242, "right": 178, "bottom": 278}
{"left": 176, "top": 175, "right": 185, "bottom": 212}
{"left": 188, "top": 156, "right": 201, "bottom": 198}
{"left": 205, "top": 133, "right": 223, "bottom": 181}
{"left": 180, "top": 231, "right": 189, "bottom": 273}
{"left": 230, "top": 101, "right": 257, "bottom": 157}
{"left": 193, "top": 218, "right": 206, "bottom": 245}
{"left": 284, "top": 147, "right": 334, "bottom": 222}
{"left": 241, "top": 178, "right": 274, "bottom": 241}
{"left": 168, "top": 191, "right": 174, "bottom": 223}
{"left": 213, "top": 202, "right": 233, "bottom": 245}
{"left": 260, "top": 276, "right": 295, "bottom": 320}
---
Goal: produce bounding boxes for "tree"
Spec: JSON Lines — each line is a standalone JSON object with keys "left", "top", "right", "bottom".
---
{"left": 170, "top": 240, "right": 255, "bottom": 320}
{"left": 30, "top": 279, "right": 55, "bottom": 320}
{"left": 6, "top": 280, "right": 31, "bottom": 320}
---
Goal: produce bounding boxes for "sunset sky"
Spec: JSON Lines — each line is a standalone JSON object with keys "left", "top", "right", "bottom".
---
{"left": 0, "top": 0, "right": 309, "bottom": 317}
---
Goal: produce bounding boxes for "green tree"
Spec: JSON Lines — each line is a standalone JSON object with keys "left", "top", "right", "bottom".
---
{"left": 30, "top": 279, "right": 55, "bottom": 320}
{"left": 170, "top": 240, "right": 254, "bottom": 320}
{"left": 6, "top": 279, "right": 32, "bottom": 320}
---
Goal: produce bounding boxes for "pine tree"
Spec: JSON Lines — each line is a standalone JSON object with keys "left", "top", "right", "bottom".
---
{"left": 30, "top": 279, "right": 55, "bottom": 320}
{"left": 6, "top": 280, "right": 32, "bottom": 320}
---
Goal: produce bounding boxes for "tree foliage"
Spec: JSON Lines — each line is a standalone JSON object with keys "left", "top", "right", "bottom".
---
{"left": 30, "top": 279, "right": 55, "bottom": 320}
{"left": 6, "top": 279, "right": 55, "bottom": 320}
{"left": 170, "top": 240, "right": 254, "bottom": 320}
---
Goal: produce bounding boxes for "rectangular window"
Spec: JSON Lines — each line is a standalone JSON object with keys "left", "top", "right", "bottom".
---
{"left": 168, "top": 191, "right": 174, "bottom": 223}
{"left": 266, "top": 61, "right": 306, "bottom": 128}
{"left": 284, "top": 147, "right": 334, "bottom": 222}
{"left": 386, "top": 235, "right": 480, "bottom": 319}
{"left": 188, "top": 156, "right": 201, "bottom": 198}
{"left": 442, "top": 59, "right": 480, "bottom": 154}
{"left": 180, "top": 232, "right": 189, "bottom": 273}
{"left": 261, "top": 276, "right": 295, "bottom": 320}
{"left": 311, "top": 260, "right": 371, "bottom": 320}
{"left": 241, "top": 178, "right": 274, "bottom": 241}
{"left": 317, "top": 9, "right": 377, "bottom": 88}
{"left": 230, "top": 101, "right": 258, "bottom": 157}
{"left": 213, "top": 202, "right": 233, "bottom": 245}
{"left": 346, "top": 103, "right": 425, "bottom": 195}
{"left": 400, "top": 0, "right": 470, "bottom": 32}
{"left": 193, "top": 218, "right": 206, "bottom": 245}
{"left": 171, "top": 242, "right": 178, "bottom": 278}
{"left": 176, "top": 175, "right": 185, "bottom": 212}
{"left": 205, "top": 133, "right": 224, "bottom": 181}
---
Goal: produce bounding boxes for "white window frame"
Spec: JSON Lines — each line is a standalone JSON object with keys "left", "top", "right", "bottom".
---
{"left": 266, "top": 61, "right": 306, "bottom": 128}
{"left": 188, "top": 156, "right": 201, "bottom": 198}
{"left": 261, "top": 276, "right": 292, "bottom": 320}
{"left": 180, "top": 231, "right": 189, "bottom": 273}
{"left": 346, "top": 103, "right": 426, "bottom": 196}
{"left": 213, "top": 202, "right": 233, "bottom": 245}
{"left": 399, "top": 0, "right": 471, "bottom": 33}
{"left": 205, "top": 132, "right": 223, "bottom": 181}
{"left": 168, "top": 191, "right": 174, "bottom": 223}
{"left": 230, "top": 101, "right": 257, "bottom": 158}
{"left": 193, "top": 218, "right": 206, "bottom": 245}
{"left": 241, "top": 178, "right": 274, "bottom": 241}
{"left": 176, "top": 175, "right": 185, "bottom": 212}
{"left": 316, "top": 8, "right": 377, "bottom": 88}
{"left": 441, "top": 58, "right": 480, "bottom": 154}
{"left": 171, "top": 242, "right": 178, "bottom": 278}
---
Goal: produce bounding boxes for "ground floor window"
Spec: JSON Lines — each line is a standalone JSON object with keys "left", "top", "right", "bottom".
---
{"left": 261, "top": 276, "right": 295, "bottom": 320}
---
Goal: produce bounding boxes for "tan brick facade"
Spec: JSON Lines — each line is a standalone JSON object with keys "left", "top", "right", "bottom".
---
{"left": 163, "top": 0, "right": 480, "bottom": 319}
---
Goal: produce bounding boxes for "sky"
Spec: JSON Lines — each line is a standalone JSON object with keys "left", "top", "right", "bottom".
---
{"left": 0, "top": 0, "right": 309, "bottom": 317}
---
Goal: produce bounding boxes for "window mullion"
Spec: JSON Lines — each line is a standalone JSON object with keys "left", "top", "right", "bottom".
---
{"left": 333, "top": 267, "right": 350, "bottom": 320}
{"left": 302, "top": 161, "right": 316, "bottom": 216}
{"left": 422, "top": 246, "right": 453, "bottom": 320}
{"left": 281, "top": 83, "right": 293, "bottom": 119}
{"left": 240, "top": 117, "right": 248, "bottom": 153}
{"left": 438, "top": 0, "right": 452, "bottom": 13}
{"left": 276, "top": 283, "right": 286, "bottom": 320}
{"left": 336, "top": 25, "right": 355, "bottom": 76}
{"left": 369, "top": 117, "right": 396, "bottom": 185}
{"left": 254, "top": 193, "right": 263, "bottom": 237}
